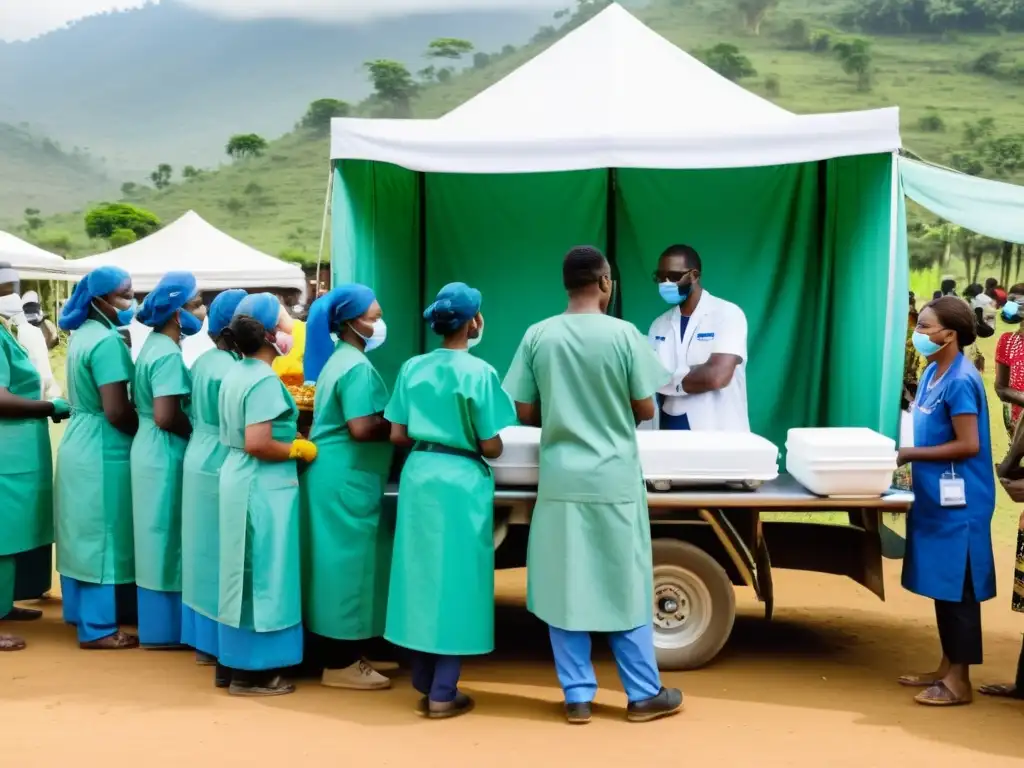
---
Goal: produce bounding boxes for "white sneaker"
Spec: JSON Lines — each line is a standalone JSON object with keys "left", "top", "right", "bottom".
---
{"left": 321, "top": 659, "right": 391, "bottom": 690}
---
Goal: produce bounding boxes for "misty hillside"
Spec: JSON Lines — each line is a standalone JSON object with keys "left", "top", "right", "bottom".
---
{"left": 0, "top": 0, "right": 555, "bottom": 174}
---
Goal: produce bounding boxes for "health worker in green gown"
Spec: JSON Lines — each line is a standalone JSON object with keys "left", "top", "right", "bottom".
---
{"left": 0, "top": 264, "right": 71, "bottom": 651}
{"left": 131, "top": 271, "right": 207, "bottom": 649}
{"left": 216, "top": 292, "right": 317, "bottom": 697}
{"left": 301, "top": 283, "right": 395, "bottom": 691}
{"left": 504, "top": 246, "right": 683, "bottom": 725}
{"left": 56, "top": 265, "right": 141, "bottom": 650}
{"left": 384, "top": 282, "right": 517, "bottom": 720}
{"left": 181, "top": 288, "right": 246, "bottom": 678}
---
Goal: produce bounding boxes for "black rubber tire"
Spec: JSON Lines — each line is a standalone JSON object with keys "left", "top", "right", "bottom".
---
{"left": 651, "top": 538, "right": 736, "bottom": 670}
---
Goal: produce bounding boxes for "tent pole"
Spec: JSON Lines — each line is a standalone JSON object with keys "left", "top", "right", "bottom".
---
{"left": 418, "top": 172, "right": 428, "bottom": 354}
{"left": 606, "top": 168, "right": 622, "bottom": 318}
{"left": 315, "top": 165, "right": 334, "bottom": 298}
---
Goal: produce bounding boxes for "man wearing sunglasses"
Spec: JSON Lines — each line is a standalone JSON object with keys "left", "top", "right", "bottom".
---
{"left": 647, "top": 244, "right": 748, "bottom": 432}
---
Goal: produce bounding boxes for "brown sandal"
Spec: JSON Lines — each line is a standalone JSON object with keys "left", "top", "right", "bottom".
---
{"left": 898, "top": 673, "right": 939, "bottom": 688}
{"left": 0, "top": 634, "right": 26, "bottom": 651}
{"left": 915, "top": 682, "right": 972, "bottom": 706}
{"left": 80, "top": 630, "right": 139, "bottom": 650}
{"left": 979, "top": 683, "right": 1024, "bottom": 699}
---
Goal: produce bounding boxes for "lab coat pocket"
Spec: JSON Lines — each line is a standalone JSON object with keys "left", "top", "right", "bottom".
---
{"left": 686, "top": 327, "right": 714, "bottom": 367}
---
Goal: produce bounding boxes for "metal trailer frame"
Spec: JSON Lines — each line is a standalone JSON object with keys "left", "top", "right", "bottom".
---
{"left": 386, "top": 474, "right": 913, "bottom": 670}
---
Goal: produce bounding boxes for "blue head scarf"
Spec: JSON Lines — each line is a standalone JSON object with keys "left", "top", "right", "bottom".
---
{"left": 423, "top": 282, "right": 481, "bottom": 334}
{"left": 233, "top": 292, "right": 281, "bottom": 332}
{"left": 304, "top": 283, "right": 376, "bottom": 383}
{"left": 136, "top": 271, "right": 199, "bottom": 329}
{"left": 208, "top": 289, "right": 248, "bottom": 336}
{"left": 59, "top": 266, "right": 131, "bottom": 331}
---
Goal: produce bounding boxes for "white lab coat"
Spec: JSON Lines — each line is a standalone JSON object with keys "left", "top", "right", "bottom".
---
{"left": 129, "top": 319, "right": 215, "bottom": 369}
{"left": 647, "top": 290, "right": 749, "bottom": 432}
{"left": 11, "top": 314, "right": 60, "bottom": 399}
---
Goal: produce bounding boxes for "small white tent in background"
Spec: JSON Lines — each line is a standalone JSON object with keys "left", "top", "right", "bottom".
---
{"left": 67, "top": 210, "right": 306, "bottom": 293}
{"left": 0, "top": 230, "right": 75, "bottom": 281}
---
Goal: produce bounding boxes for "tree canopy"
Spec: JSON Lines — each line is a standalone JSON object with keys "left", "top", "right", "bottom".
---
{"left": 846, "top": 0, "right": 1024, "bottom": 33}
{"left": 426, "top": 38, "right": 474, "bottom": 59}
{"left": 226, "top": 133, "right": 268, "bottom": 160}
{"left": 364, "top": 59, "right": 418, "bottom": 117}
{"left": 300, "top": 98, "right": 352, "bottom": 134}
{"left": 84, "top": 202, "right": 160, "bottom": 242}
{"left": 702, "top": 43, "right": 757, "bottom": 82}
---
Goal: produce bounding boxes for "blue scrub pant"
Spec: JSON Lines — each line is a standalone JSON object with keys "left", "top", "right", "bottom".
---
{"left": 218, "top": 623, "right": 303, "bottom": 672}
{"left": 548, "top": 623, "right": 662, "bottom": 705}
{"left": 410, "top": 651, "right": 462, "bottom": 704}
{"left": 137, "top": 588, "right": 183, "bottom": 647}
{"left": 659, "top": 410, "right": 691, "bottom": 431}
{"left": 181, "top": 605, "right": 220, "bottom": 658}
{"left": 61, "top": 576, "right": 119, "bottom": 643}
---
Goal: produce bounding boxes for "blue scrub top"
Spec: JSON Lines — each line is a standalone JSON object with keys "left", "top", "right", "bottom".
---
{"left": 902, "top": 353, "right": 996, "bottom": 603}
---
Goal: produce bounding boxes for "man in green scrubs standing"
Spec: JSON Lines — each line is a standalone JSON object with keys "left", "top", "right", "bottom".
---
{"left": 504, "top": 246, "right": 683, "bottom": 725}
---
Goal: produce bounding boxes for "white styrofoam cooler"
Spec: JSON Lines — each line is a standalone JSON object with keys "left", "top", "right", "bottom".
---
{"left": 488, "top": 427, "right": 779, "bottom": 489}
{"left": 785, "top": 427, "right": 897, "bottom": 498}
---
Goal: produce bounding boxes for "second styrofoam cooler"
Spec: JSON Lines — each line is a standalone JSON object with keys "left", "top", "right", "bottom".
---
{"left": 785, "top": 427, "right": 897, "bottom": 498}
{"left": 488, "top": 427, "right": 779, "bottom": 489}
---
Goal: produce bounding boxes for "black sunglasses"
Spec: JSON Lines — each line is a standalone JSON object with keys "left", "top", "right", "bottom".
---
{"left": 652, "top": 269, "right": 695, "bottom": 284}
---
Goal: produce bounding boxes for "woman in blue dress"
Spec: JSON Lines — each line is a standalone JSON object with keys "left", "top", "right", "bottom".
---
{"left": 896, "top": 296, "right": 995, "bottom": 707}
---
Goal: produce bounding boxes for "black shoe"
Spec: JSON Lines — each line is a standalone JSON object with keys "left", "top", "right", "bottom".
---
{"left": 215, "top": 664, "right": 231, "bottom": 689}
{"left": 426, "top": 692, "right": 475, "bottom": 719}
{"left": 565, "top": 702, "right": 592, "bottom": 725}
{"left": 627, "top": 687, "right": 683, "bottom": 723}
{"left": 415, "top": 695, "right": 429, "bottom": 715}
{"left": 2, "top": 607, "right": 43, "bottom": 622}
{"left": 196, "top": 651, "right": 217, "bottom": 667}
{"left": 229, "top": 673, "right": 295, "bottom": 697}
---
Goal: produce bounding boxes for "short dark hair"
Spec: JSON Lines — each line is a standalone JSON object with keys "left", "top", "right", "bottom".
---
{"left": 223, "top": 314, "right": 267, "bottom": 357}
{"left": 926, "top": 295, "right": 976, "bottom": 349}
{"left": 563, "top": 246, "right": 609, "bottom": 291}
{"left": 985, "top": 277, "right": 998, "bottom": 288}
{"left": 659, "top": 244, "right": 702, "bottom": 272}
{"left": 964, "top": 283, "right": 983, "bottom": 298}
{"left": 940, "top": 278, "right": 956, "bottom": 294}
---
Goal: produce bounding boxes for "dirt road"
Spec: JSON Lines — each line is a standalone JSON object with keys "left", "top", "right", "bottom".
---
{"left": 3, "top": 560, "right": 1024, "bottom": 768}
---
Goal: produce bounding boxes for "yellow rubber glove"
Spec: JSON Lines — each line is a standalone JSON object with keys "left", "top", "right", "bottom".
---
{"left": 289, "top": 438, "right": 318, "bottom": 463}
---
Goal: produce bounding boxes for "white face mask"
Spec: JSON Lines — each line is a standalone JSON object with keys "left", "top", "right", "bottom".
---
{"left": 468, "top": 317, "right": 484, "bottom": 349}
{"left": 350, "top": 318, "right": 387, "bottom": 352}
{"left": 0, "top": 293, "right": 24, "bottom": 319}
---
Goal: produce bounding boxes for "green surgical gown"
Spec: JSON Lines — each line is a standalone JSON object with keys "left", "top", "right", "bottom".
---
{"left": 131, "top": 332, "right": 191, "bottom": 592}
{"left": 0, "top": 324, "right": 53, "bottom": 560}
{"left": 182, "top": 348, "right": 237, "bottom": 619}
{"left": 503, "top": 313, "right": 670, "bottom": 633}
{"left": 301, "top": 341, "right": 394, "bottom": 641}
{"left": 217, "top": 358, "right": 301, "bottom": 632}
{"left": 55, "top": 316, "right": 136, "bottom": 585}
{"left": 383, "top": 349, "right": 517, "bottom": 655}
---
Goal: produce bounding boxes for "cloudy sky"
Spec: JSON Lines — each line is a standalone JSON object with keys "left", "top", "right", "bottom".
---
{"left": 0, "top": 0, "right": 562, "bottom": 41}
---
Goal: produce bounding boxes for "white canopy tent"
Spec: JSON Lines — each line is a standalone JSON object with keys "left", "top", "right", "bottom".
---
{"left": 330, "top": 3, "right": 900, "bottom": 172}
{"left": 68, "top": 210, "right": 306, "bottom": 293}
{"left": 0, "top": 230, "right": 75, "bottom": 281}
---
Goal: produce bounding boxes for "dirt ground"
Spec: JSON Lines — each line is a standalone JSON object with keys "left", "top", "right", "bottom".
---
{"left": 3, "top": 559, "right": 1024, "bottom": 768}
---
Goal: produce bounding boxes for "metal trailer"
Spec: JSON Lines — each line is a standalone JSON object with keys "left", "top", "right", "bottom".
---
{"left": 391, "top": 475, "right": 913, "bottom": 671}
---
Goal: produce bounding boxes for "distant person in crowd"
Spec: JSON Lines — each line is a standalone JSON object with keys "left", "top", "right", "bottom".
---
{"left": 964, "top": 283, "right": 996, "bottom": 337}
{"left": 905, "top": 293, "right": 923, "bottom": 411}
{"left": 22, "top": 291, "right": 59, "bottom": 350}
{"left": 897, "top": 296, "right": 995, "bottom": 707}
{"left": 384, "top": 283, "right": 516, "bottom": 719}
{"left": 0, "top": 267, "right": 70, "bottom": 651}
{"left": 180, "top": 289, "right": 246, "bottom": 678}
{"left": 0, "top": 281, "right": 62, "bottom": 400}
{"left": 55, "top": 266, "right": 140, "bottom": 650}
{"left": 504, "top": 246, "right": 682, "bottom": 725}
{"left": 995, "top": 284, "right": 1024, "bottom": 439}
{"left": 302, "top": 284, "right": 396, "bottom": 692}
{"left": 986, "top": 277, "right": 1008, "bottom": 309}
{"left": 131, "top": 272, "right": 205, "bottom": 649}
{"left": 648, "top": 244, "right": 748, "bottom": 431}
{"left": 940, "top": 277, "right": 958, "bottom": 298}
{"left": 216, "top": 293, "right": 317, "bottom": 696}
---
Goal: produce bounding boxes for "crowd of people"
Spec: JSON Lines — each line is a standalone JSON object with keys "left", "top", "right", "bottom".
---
{"left": 0, "top": 247, "right": 689, "bottom": 724}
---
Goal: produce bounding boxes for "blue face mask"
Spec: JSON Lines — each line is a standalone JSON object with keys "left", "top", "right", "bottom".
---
{"left": 116, "top": 299, "right": 138, "bottom": 327}
{"left": 1003, "top": 300, "right": 1020, "bottom": 321}
{"left": 179, "top": 310, "right": 203, "bottom": 337}
{"left": 912, "top": 330, "right": 947, "bottom": 357}
{"left": 659, "top": 281, "right": 691, "bottom": 305}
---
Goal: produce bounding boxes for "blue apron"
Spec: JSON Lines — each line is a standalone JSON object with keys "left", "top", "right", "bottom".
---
{"left": 902, "top": 354, "right": 996, "bottom": 602}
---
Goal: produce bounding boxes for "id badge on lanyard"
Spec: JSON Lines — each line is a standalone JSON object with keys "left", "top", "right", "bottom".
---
{"left": 939, "top": 464, "right": 967, "bottom": 508}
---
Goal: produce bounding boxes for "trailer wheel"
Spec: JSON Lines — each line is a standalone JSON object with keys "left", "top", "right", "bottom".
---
{"left": 651, "top": 539, "right": 736, "bottom": 670}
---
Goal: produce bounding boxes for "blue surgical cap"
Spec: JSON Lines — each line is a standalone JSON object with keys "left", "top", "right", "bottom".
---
{"left": 423, "top": 282, "right": 481, "bottom": 334}
{"left": 208, "top": 289, "right": 248, "bottom": 336}
{"left": 233, "top": 292, "right": 281, "bottom": 332}
{"left": 136, "top": 271, "right": 199, "bottom": 329}
{"left": 59, "top": 266, "right": 131, "bottom": 331}
{"left": 304, "top": 283, "right": 376, "bottom": 383}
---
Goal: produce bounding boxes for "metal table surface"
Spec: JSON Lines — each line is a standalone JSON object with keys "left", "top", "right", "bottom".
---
{"left": 384, "top": 473, "right": 913, "bottom": 512}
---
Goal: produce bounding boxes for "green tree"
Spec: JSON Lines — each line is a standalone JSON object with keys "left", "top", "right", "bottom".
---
{"left": 426, "top": 38, "right": 474, "bottom": 60}
{"left": 764, "top": 73, "right": 781, "bottom": 96}
{"left": 150, "top": 163, "right": 172, "bottom": 190}
{"left": 473, "top": 52, "right": 491, "bottom": 69}
{"left": 833, "top": 38, "right": 873, "bottom": 91}
{"left": 84, "top": 202, "right": 160, "bottom": 242}
{"left": 182, "top": 166, "right": 201, "bottom": 180}
{"left": 702, "top": 43, "right": 757, "bottom": 82}
{"left": 120, "top": 181, "right": 137, "bottom": 198}
{"left": 364, "top": 60, "right": 418, "bottom": 118}
{"left": 736, "top": 0, "right": 779, "bottom": 35}
{"left": 501, "top": 44, "right": 516, "bottom": 56}
{"left": 23, "top": 208, "right": 43, "bottom": 233}
{"left": 299, "top": 98, "right": 352, "bottom": 134}
{"left": 437, "top": 67, "right": 454, "bottom": 84}
{"left": 418, "top": 65, "right": 437, "bottom": 83}
{"left": 226, "top": 133, "right": 268, "bottom": 160}
{"left": 108, "top": 228, "right": 138, "bottom": 249}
